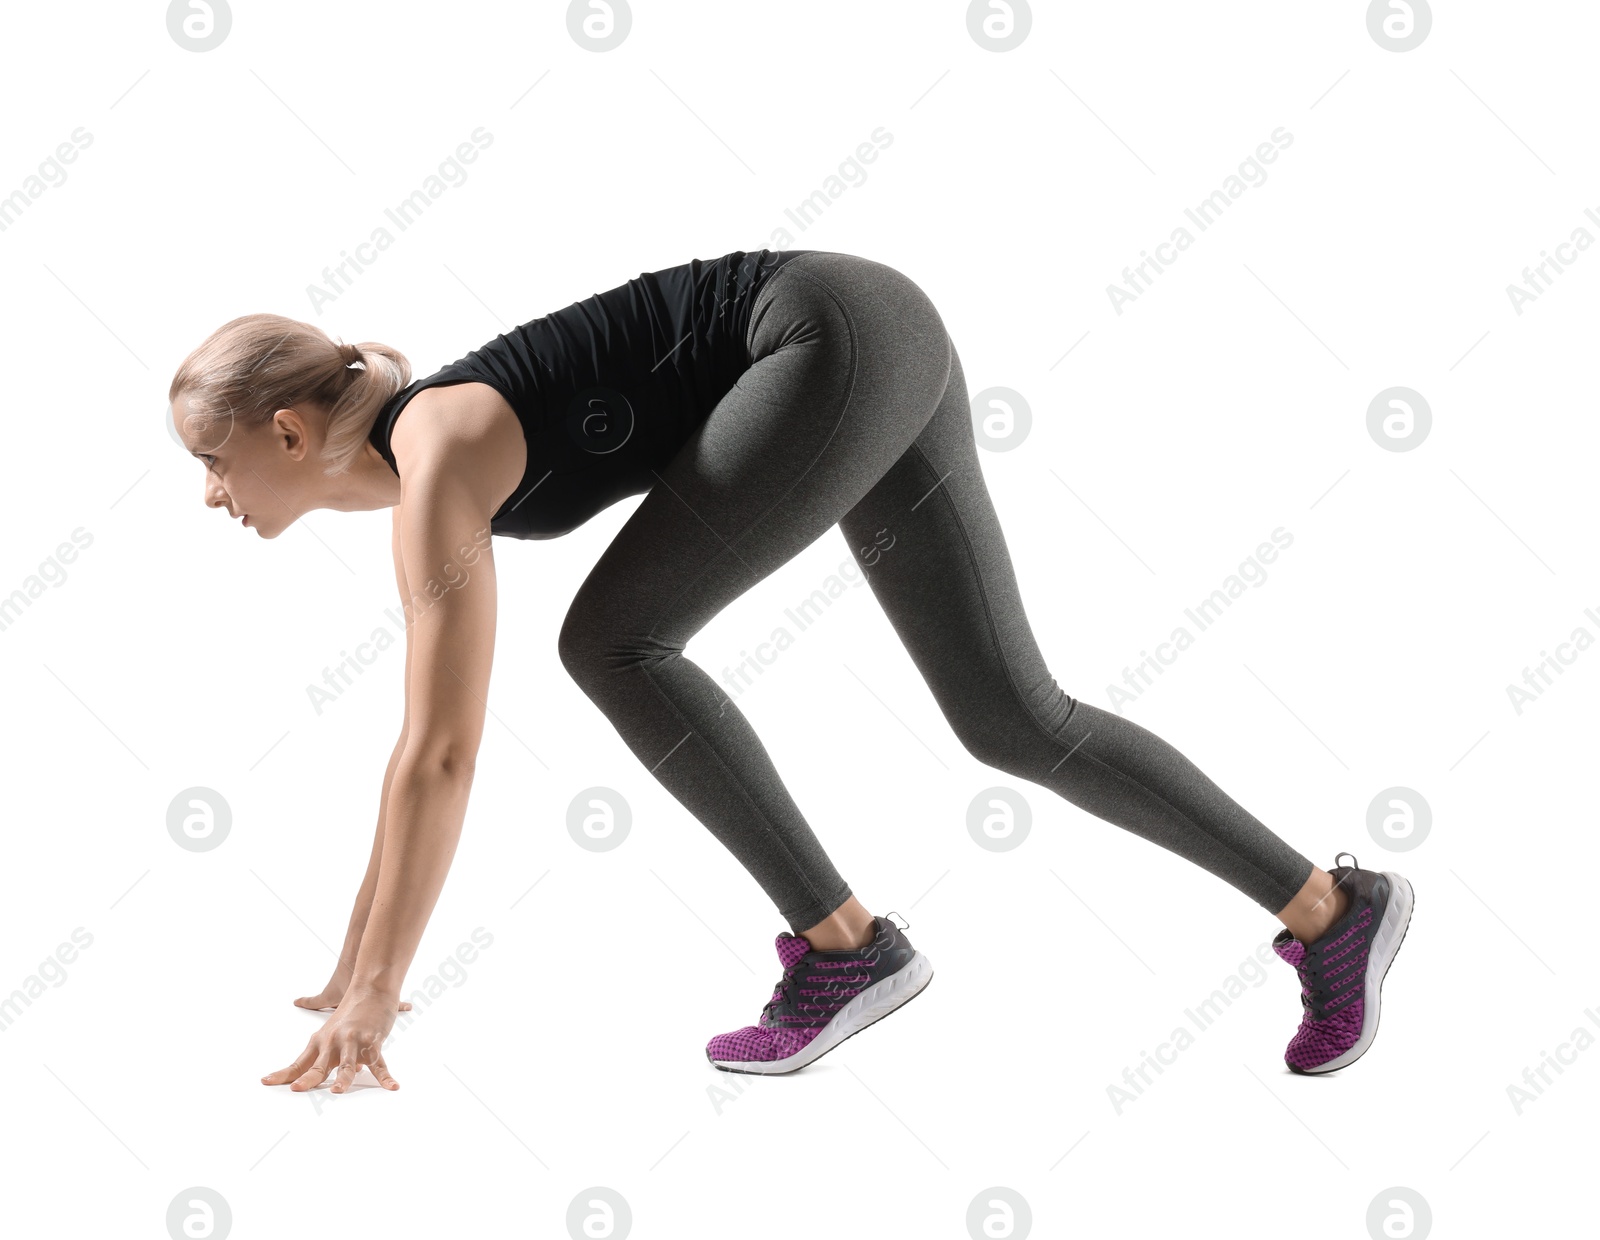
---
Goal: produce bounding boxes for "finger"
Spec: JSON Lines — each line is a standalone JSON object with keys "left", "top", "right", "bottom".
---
{"left": 369, "top": 1053, "right": 400, "bottom": 1091}
{"left": 290, "top": 1046, "right": 335, "bottom": 1092}
{"left": 292, "top": 1064, "right": 330, "bottom": 1092}
{"left": 331, "top": 1055, "right": 360, "bottom": 1094}
{"left": 261, "top": 1040, "right": 320, "bottom": 1086}
{"left": 294, "top": 994, "right": 333, "bottom": 1010}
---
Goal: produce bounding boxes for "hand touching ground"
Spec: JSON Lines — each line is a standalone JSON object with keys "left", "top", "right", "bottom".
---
{"left": 263, "top": 990, "right": 402, "bottom": 1093}
{"left": 294, "top": 974, "right": 412, "bottom": 1013}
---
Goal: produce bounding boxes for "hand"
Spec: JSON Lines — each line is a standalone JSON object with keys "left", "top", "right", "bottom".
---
{"left": 263, "top": 989, "right": 402, "bottom": 1093}
{"left": 294, "top": 974, "right": 413, "bottom": 1013}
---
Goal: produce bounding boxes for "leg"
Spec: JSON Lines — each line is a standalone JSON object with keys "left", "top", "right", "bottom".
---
{"left": 838, "top": 338, "right": 1324, "bottom": 919}
{"left": 558, "top": 252, "right": 954, "bottom": 935}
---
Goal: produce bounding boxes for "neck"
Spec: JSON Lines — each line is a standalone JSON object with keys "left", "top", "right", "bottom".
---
{"left": 318, "top": 441, "right": 404, "bottom": 513}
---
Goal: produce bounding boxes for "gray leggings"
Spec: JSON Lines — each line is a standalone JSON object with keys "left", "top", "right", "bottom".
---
{"left": 557, "top": 251, "right": 1314, "bottom": 930}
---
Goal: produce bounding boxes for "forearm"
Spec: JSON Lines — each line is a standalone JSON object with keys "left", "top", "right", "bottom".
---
{"left": 329, "top": 729, "right": 409, "bottom": 978}
{"left": 347, "top": 754, "right": 474, "bottom": 998}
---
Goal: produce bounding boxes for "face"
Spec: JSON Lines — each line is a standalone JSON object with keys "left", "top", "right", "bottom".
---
{"left": 172, "top": 393, "right": 319, "bottom": 539}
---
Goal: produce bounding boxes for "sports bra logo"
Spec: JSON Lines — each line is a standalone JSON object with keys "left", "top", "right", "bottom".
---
{"left": 566, "top": 386, "right": 635, "bottom": 454}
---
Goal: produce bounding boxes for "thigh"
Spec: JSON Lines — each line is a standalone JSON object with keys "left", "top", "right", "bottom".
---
{"left": 838, "top": 342, "right": 1075, "bottom": 739}
{"left": 562, "top": 253, "right": 953, "bottom": 651}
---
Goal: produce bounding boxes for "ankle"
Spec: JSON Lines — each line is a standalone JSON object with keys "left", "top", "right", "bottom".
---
{"left": 1279, "top": 869, "right": 1350, "bottom": 943}
{"left": 800, "top": 897, "right": 876, "bottom": 952}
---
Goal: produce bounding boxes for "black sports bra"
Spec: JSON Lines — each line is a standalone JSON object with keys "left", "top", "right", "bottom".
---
{"left": 368, "top": 247, "right": 811, "bottom": 539}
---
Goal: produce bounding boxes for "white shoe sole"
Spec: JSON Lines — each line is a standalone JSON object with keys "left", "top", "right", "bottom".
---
{"left": 709, "top": 950, "right": 934, "bottom": 1075}
{"left": 1296, "top": 871, "right": 1414, "bottom": 1074}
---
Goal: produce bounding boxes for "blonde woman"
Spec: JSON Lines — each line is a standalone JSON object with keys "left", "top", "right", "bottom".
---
{"left": 168, "top": 248, "right": 1412, "bottom": 1092}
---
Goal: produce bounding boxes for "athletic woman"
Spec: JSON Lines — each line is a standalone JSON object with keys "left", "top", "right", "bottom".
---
{"left": 167, "top": 248, "right": 1414, "bottom": 1092}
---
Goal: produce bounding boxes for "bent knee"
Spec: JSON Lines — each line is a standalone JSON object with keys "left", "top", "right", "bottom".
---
{"left": 557, "top": 607, "right": 681, "bottom": 686}
{"left": 947, "top": 689, "right": 1080, "bottom": 771}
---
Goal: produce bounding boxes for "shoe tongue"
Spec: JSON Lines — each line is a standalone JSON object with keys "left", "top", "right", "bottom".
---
{"left": 1273, "top": 934, "right": 1306, "bottom": 967}
{"left": 775, "top": 932, "right": 812, "bottom": 970}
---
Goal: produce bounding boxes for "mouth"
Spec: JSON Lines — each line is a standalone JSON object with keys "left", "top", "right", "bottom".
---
{"left": 240, "top": 513, "right": 250, "bottom": 527}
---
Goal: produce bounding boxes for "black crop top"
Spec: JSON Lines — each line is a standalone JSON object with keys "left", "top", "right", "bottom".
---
{"left": 368, "top": 247, "right": 812, "bottom": 539}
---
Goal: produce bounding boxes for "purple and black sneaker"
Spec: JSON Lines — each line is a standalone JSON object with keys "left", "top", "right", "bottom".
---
{"left": 706, "top": 913, "right": 932, "bottom": 1075}
{"left": 1273, "top": 852, "right": 1415, "bottom": 1074}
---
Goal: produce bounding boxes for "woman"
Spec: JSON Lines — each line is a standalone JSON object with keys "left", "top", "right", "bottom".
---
{"left": 168, "top": 248, "right": 1414, "bottom": 1092}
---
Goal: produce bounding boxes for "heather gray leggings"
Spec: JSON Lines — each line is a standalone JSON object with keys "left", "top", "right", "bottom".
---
{"left": 557, "top": 251, "right": 1314, "bottom": 930}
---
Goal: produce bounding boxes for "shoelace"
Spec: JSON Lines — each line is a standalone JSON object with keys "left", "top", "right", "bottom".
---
{"left": 761, "top": 917, "right": 904, "bottom": 1025}
{"left": 1297, "top": 853, "right": 1369, "bottom": 1017}
{"left": 760, "top": 970, "right": 794, "bottom": 1023}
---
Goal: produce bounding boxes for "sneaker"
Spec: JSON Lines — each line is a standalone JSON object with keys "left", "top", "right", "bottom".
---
{"left": 705, "top": 913, "right": 933, "bottom": 1075}
{"left": 1272, "top": 852, "right": 1415, "bottom": 1074}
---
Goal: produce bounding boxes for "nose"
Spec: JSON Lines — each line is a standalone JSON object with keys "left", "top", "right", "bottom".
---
{"left": 203, "top": 474, "right": 232, "bottom": 513}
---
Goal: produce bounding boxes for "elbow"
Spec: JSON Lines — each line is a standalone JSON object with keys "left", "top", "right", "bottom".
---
{"left": 403, "top": 738, "right": 479, "bottom": 783}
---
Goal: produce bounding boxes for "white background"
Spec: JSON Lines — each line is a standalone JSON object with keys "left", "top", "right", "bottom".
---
{"left": 0, "top": 1, "right": 1592, "bottom": 1236}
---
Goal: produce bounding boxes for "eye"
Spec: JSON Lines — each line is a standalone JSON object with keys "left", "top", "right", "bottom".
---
{"left": 199, "top": 454, "right": 217, "bottom": 469}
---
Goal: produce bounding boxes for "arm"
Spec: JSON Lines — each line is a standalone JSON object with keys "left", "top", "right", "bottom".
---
{"left": 344, "top": 458, "right": 498, "bottom": 1000}
{"left": 262, "top": 384, "right": 522, "bottom": 1093}
{"left": 294, "top": 510, "right": 415, "bottom": 1009}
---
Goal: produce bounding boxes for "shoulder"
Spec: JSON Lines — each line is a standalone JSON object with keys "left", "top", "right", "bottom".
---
{"left": 390, "top": 381, "right": 525, "bottom": 512}
{"left": 392, "top": 383, "right": 519, "bottom": 461}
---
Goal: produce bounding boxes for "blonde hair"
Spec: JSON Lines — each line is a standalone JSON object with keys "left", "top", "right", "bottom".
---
{"left": 168, "top": 313, "right": 411, "bottom": 476}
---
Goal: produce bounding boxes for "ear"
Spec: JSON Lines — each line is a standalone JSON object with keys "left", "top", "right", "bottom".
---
{"left": 271, "top": 407, "right": 314, "bottom": 461}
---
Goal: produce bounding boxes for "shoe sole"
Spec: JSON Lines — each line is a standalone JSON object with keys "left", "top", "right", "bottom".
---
{"left": 707, "top": 950, "right": 934, "bottom": 1076}
{"left": 1291, "top": 871, "right": 1415, "bottom": 1075}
